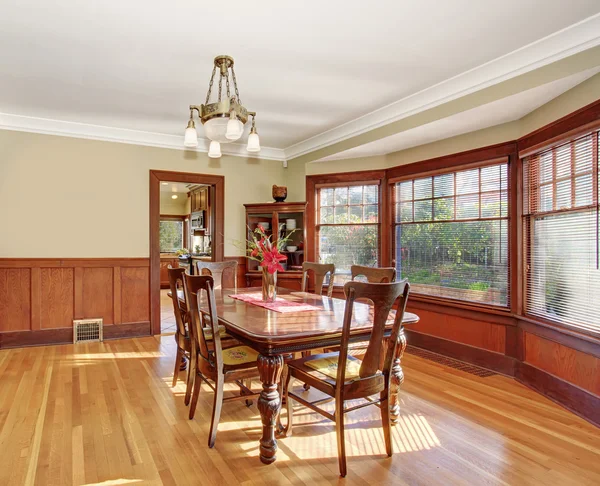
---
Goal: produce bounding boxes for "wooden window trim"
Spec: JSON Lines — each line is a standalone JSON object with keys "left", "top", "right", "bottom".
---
{"left": 391, "top": 159, "right": 511, "bottom": 308}
{"left": 160, "top": 214, "right": 186, "bottom": 221}
{"left": 160, "top": 214, "right": 189, "bottom": 250}
{"left": 522, "top": 130, "right": 600, "bottom": 335}
{"left": 517, "top": 98, "right": 600, "bottom": 157}
{"left": 388, "top": 156, "right": 509, "bottom": 184}
{"left": 306, "top": 170, "right": 386, "bottom": 267}
{"left": 314, "top": 179, "right": 381, "bottom": 189}
{"left": 387, "top": 143, "right": 516, "bottom": 181}
{"left": 314, "top": 180, "right": 382, "bottom": 287}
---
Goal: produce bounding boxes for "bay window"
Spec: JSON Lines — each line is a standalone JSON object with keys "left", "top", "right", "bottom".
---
{"left": 393, "top": 162, "right": 510, "bottom": 307}
{"left": 523, "top": 131, "right": 600, "bottom": 332}
{"left": 317, "top": 183, "right": 380, "bottom": 284}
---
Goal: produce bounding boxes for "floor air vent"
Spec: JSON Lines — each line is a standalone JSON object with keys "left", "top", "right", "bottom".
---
{"left": 405, "top": 345, "right": 496, "bottom": 377}
{"left": 73, "top": 319, "right": 103, "bottom": 343}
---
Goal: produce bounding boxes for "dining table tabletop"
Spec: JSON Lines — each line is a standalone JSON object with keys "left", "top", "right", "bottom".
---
{"left": 175, "top": 286, "right": 419, "bottom": 465}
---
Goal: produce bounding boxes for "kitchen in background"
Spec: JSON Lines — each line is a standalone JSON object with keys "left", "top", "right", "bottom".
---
{"left": 159, "top": 182, "right": 213, "bottom": 290}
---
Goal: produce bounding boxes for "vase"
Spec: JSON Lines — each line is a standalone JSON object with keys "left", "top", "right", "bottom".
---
{"left": 272, "top": 184, "right": 288, "bottom": 203}
{"left": 261, "top": 268, "right": 277, "bottom": 302}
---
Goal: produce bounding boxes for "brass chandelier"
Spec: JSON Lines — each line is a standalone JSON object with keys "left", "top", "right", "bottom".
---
{"left": 184, "top": 55, "right": 260, "bottom": 157}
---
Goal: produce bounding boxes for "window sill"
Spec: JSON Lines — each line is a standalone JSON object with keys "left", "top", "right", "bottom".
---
{"left": 406, "top": 293, "right": 516, "bottom": 326}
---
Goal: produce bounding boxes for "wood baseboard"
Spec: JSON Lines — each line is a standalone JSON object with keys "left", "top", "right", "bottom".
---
{"left": 104, "top": 321, "right": 151, "bottom": 340}
{"left": 0, "top": 328, "right": 73, "bottom": 348}
{"left": 406, "top": 329, "right": 600, "bottom": 428}
{"left": 0, "top": 321, "right": 151, "bottom": 349}
{"left": 405, "top": 329, "right": 517, "bottom": 376}
{"left": 516, "top": 362, "right": 600, "bottom": 429}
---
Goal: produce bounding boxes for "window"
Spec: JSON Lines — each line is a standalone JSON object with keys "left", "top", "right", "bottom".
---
{"left": 394, "top": 162, "right": 509, "bottom": 306}
{"left": 523, "top": 131, "right": 599, "bottom": 331}
{"left": 160, "top": 219, "right": 184, "bottom": 252}
{"left": 317, "top": 183, "right": 379, "bottom": 284}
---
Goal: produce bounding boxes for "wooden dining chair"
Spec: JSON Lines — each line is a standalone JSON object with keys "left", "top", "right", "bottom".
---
{"left": 351, "top": 264, "right": 396, "bottom": 283}
{"left": 284, "top": 279, "right": 410, "bottom": 477}
{"left": 195, "top": 260, "right": 238, "bottom": 332}
{"left": 301, "top": 262, "right": 335, "bottom": 297}
{"left": 328, "top": 265, "right": 397, "bottom": 358}
{"left": 323, "top": 265, "right": 397, "bottom": 355}
{"left": 195, "top": 260, "right": 238, "bottom": 292}
{"left": 183, "top": 273, "right": 260, "bottom": 448}
{"left": 167, "top": 267, "right": 195, "bottom": 405}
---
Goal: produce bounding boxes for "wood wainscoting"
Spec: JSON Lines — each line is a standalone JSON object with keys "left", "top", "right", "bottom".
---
{"left": 402, "top": 297, "right": 600, "bottom": 427}
{"left": 0, "top": 258, "right": 150, "bottom": 348}
{"left": 0, "top": 256, "right": 247, "bottom": 349}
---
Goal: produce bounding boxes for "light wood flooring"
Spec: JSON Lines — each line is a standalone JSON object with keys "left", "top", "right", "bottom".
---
{"left": 1, "top": 331, "right": 599, "bottom": 485}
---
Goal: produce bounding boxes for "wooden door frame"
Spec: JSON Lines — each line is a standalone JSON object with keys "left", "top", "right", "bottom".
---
{"left": 150, "top": 170, "right": 225, "bottom": 335}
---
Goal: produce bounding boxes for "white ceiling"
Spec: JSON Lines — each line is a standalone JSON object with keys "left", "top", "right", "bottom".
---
{"left": 160, "top": 182, "right": 193, "bottom": 194}
{"left": 0, "top": 1, "right": 599, "bottom": 159}
{"left": 316, "top": 68, "right": 600, "bottom": 162}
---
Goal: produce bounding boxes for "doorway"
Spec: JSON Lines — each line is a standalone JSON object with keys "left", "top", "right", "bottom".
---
{"left": 149, "top": 170, "right": 225, "bottom": 335}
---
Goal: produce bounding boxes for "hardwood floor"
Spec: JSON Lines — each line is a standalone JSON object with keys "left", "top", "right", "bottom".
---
{"left": 0, "top": 335, "right": 599, "bottom": 486}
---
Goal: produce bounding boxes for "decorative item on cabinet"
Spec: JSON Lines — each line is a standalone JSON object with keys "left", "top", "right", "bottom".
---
{"left": 272, "top": 185, "right": 288, "bottom": 203}
{"left": 243, "top": 201, "right": 307, "bottom": 289}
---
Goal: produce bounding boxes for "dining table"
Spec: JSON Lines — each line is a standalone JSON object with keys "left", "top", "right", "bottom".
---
{"left": 191, "top": 286, "right": 420, "bottom": 465}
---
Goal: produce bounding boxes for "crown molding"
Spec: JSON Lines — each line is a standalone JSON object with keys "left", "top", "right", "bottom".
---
{"left": 2, "top": 14, "right": 599, "bottom": 165}
{"left": 283, "top": 13, "right": 600, "bottom": 161}
{"left": 0, "top": 112, "right": 286, "bottom": 161}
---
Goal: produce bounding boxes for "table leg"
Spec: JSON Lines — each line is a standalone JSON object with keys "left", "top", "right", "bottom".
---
{"left": 257, "top": 354, "right": 284, "bottom": 464}
{"left": 389, "top": 326, "right": 407, "bottom": 425}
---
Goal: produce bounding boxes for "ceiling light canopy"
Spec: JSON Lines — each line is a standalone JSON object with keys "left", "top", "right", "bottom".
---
{"left": 184, "top": 55, "right": 259, "bottom": 157}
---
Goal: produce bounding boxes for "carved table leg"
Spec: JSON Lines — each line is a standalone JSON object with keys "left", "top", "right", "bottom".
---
{"left": 257, "top": 354, "right": 284, "bottom": 464}
{"left": 389, "top": 326, "right": 407, "bottom": 425}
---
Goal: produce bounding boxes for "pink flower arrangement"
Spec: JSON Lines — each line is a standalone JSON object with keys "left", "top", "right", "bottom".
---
{"left": 246, "top": 225, "right": 295, "bottom": 274}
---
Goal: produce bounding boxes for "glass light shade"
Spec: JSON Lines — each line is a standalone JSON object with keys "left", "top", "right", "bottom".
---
{"left": 226, "top": 118, "right": 244, "bottom": 141}
{"left": 247, "top": 132, "right": 261, "bottom": 153}
{"left": 184, "top": 125, "right": 198, "bottom": 147}
{"left": 204, "top": 117, "right": 231, "bottom": 143}
{"left": 208, "top": 140, "right": 222, "bottom": 158}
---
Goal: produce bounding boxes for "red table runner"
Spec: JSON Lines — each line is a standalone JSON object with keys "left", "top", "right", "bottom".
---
{"left": 229, "top": 292, "right": 321, "bottom": 313}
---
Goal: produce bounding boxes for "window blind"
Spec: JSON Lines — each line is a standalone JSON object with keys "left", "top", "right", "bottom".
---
{"left": 317, "top": 184, "right": 379, "bottom": 284}
{"left": 523, "top": 131, "right": 600, "bottom": 332}
{"left": 394, "top": 162, "right": 509, "bottom": 306}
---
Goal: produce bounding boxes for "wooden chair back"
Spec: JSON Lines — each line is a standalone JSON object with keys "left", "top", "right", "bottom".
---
{"left": 195, "top": 260, "right": 238, "bottom": 292}
{"left": 301, "top": 262, "right": 335, "bottom": 297}
{"left": 167, "top": 267, "right": 188, "bottom": 338}
{"left": 339, "top": 280, "right": 410, "bottom": 382}
{"left": 183, "top": 274, "right": 222, "bottom": 371}
{"left": 351, "top": 265, "right": 396, "bottom": 283}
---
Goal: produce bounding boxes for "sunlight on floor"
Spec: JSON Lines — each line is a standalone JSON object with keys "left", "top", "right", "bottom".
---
{"left": 70, "top": 352, "right": 167, "bottom": 359}
{"left": 274, "top": 412, "right": 441, "bottom": 461}
{"left": 82, "top": 480, "right": 143, "bottom": 485}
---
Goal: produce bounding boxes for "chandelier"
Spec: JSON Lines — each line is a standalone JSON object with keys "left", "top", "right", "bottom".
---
{"left": 184, "top": 55, "right": 260, "bottom": 157}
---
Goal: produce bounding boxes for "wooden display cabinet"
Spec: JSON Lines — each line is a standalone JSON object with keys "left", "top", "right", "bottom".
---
{"left": 244, "top": 201, "right": 307, "bottom": 290}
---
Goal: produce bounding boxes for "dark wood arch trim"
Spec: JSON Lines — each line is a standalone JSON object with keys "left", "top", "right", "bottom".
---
{"left": 150, "top": 170, "right": 225, "bottom": 335}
